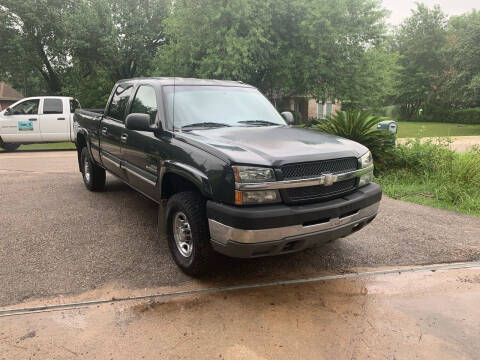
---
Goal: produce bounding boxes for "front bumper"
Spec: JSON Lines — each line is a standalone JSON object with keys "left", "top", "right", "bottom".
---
{"left": 207, "top": 182, "right": 381, "bottom": 258}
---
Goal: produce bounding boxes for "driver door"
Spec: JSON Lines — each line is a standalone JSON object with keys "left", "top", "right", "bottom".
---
{"left": 0, "top": 98, "right": 41, "bottom": 143}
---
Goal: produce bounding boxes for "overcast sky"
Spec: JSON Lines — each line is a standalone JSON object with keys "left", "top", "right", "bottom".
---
{"left": 382, "top": 0, "right": 478, "bottom": 25}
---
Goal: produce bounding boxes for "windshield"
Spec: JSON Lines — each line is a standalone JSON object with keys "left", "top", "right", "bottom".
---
{"left": 163, "top": 86, "right": 286, "bottom": 129}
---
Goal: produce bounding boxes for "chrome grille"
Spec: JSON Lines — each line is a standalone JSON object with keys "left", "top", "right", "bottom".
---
{"left": 281, "top": 158, "right": 358, "bottom": 203}
{"left": 281, "top": 158, "right": 358, "bottom": 180}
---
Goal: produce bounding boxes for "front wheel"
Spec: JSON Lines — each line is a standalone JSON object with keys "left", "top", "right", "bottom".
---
{"left": 165, "top": 191, "right": 216, "bottom": 275}
{"left": 0, "top": 142, "right": 20, "bottom": 152}
{"left": 81, "top": 147, "right": 106, "bottom": 191}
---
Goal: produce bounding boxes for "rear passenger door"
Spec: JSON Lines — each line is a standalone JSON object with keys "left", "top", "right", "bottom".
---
{"left": 99, "top": 83, "right": 133, "bottom": 179}
{"left": 40, "top": 98, "right": 70, "bottom": 142}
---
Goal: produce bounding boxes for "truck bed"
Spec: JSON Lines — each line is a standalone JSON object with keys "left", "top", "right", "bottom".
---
{"left": 77, "top": 109, "right": 104, "bottom": 116}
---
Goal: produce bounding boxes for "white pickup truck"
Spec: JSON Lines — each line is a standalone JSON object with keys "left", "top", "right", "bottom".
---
{"left": 0, "top": 96, "right": 81, "bottom": 151}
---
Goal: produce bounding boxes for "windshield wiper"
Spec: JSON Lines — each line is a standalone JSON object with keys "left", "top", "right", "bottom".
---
{"left": 237, "top": 120, "right": 280, "bottom": 126}
{"left": 181, "top": 122, "right": 232, "bottom": 129}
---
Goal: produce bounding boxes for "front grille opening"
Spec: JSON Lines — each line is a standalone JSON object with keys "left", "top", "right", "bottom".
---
{"left": 303, "top": 217, "right": 330, "bottom": 227}
{"left": 351, "top": 222, "right": 365, "bottom": 233}
{"left": 252, "top": 248, "right": 274, "bottom": 257}
{"left": 282, "top": 241, "right": 299, "bottom": 252}
{"left": 283, "top": 178, "right": 356, "bottom": 203}
{"left": 339, "top": 209, "right": 359, "bottom": 219}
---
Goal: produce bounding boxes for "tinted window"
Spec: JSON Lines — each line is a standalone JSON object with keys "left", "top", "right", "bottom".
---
{"left": 130, "top": 86, "right": 158, "bottom": 124}
{"left": 43, "top": 99, "right": 63, "bottom": 114}
{"left": 107, "top": 84, "right": 133, "bottom": 121}
{"left": 70, "top": 99, "right": 81, "bottom": 113}
{"left": 11, "top": 99, "right": 40, "bottom": 115}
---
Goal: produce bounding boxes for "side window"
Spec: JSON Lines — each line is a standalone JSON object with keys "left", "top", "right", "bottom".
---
{"left": 70, "top": 99, "right": 81, "bottom": 113}
{"left": 130, "top": 86, "right": 158, "bottom": 124}
{"left": 43, "top": 99, "right": 64, "bottom": 114}
{"left": 107, "top": 84, "right": 133, "bottom": 121}
{"left": 10, "top": 99, "right": 40, "bottom": 115}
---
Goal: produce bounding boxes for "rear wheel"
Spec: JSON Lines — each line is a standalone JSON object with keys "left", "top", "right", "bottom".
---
{"left": 165, "top": 191, "right": 216, "bottom": 275}
{"left": 81, "top": 147, "right": 106, "bottom": 191}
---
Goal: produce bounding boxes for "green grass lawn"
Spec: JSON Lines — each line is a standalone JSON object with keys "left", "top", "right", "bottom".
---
{"left": 0, "top": 142, "right": 75, "bottom": 152}
{"left": 377, "top": 174, "right": 480, "bottom": 217}
{"left": 397, "top": 122, "right": 480, "bottom": 138}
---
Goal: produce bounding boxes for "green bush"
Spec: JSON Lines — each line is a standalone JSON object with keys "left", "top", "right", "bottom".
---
{"left": 378, "top": 139, "right": 480, "bottom": 216}
{"left": 388, "top": 138, "right": 455, "bottom": 174}
{"left": 450, "top": 108, "right": 480, "bottom": 124}
{"left": 311, "top": 110, "right": 395, "bottom": 167}
{"left": 414, "top": 107, "right": 480, "bottom": 124}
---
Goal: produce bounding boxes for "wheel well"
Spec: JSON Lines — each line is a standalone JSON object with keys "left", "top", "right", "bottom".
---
{"left": 161, "top": 173, "right": 201, "bottom": 200}
{"left": 76, "top": 134, "right": 87, "bottom": 172}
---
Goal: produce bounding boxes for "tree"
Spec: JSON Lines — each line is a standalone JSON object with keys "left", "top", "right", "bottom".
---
{"left": 0, "top": 0, "right": 168, "bottom": 105}
{"left": 445, "top": 10, "right": 480, "bottom": 108}
{"left": 154, "top": 0, "right": 388, "bottom": 107}
{"left": 67, "top": 0, "right": 169, "bottom": 82}
{"left": 297, "top": 0, "right": 388, "bottom": 103}
{"left": 0, "top": 0, "right": 74, "bottom": 94}
{"left": 63, "top": 0, "right": 169, "bottom": 107}
{"left": 341, "top": 45, "right": 401, "bottom": 111}
{"left": 393, "top": 3, "right": 448, "bottom": 119}
{"left": 154, "top": 0, "right": 283, "bottom": 95}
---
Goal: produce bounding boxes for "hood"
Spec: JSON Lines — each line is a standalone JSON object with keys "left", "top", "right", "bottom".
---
{"left": 178, "top": 126, "right": 368, "bottom": 167}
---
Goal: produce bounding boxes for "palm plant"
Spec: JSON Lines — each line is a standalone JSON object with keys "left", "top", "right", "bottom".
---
{"left": 312, "top": 110, "right": 395, "bottom": 167}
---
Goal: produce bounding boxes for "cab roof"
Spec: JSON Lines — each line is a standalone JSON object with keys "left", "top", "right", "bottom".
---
{"left": 116, "top": 77, "right": 254, "bottom": 88}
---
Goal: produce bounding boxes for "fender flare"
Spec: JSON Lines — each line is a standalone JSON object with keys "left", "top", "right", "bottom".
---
{"left": 75, "top": 128, "right": 95, "bottom": 171}
{"left": 161, "top": 161, "right": 213, "bottom": 198}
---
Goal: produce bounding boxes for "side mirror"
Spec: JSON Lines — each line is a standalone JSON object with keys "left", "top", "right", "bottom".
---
{"left": 281, "top": 111, "right": 294, "bottom": 124}
{"left": 125, "top": 113, "right": 156, "bottom": 132}
{"left": 4, "top": 108, "right": 12, "bottom": 116}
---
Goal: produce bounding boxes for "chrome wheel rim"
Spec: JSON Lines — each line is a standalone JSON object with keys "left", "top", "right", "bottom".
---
{"left": 84, "top": 157, "right": 91, "bottom": 183}
{"left": 173, "top": 211, "right": 193, "bottom": 258}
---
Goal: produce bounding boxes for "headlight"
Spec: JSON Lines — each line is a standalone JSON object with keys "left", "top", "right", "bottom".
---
{"left": 232, "top": 166, "right": 275, "bottom": 183}
{"left": 358, "top": 151, "right": 373, "bottom": 169}
{"left": 232, "top": 166, "right": 280, "bottom": 204}
{"left": 358, "top": 151, "right": 374, "bottom": 187}
{"left": 235, "top": 190, "right": 280, "bottom": 205}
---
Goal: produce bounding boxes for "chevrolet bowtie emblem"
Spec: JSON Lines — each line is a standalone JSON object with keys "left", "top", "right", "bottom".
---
{"left": 323, "top": 173, "right": 336, "bottom": 187}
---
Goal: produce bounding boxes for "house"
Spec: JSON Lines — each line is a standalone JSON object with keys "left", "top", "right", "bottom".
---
{"left": 0, "top": 82, "right": 23, "bottom": 110}
{"left": 287, "top": 96, "right": 341, "bottom": 121}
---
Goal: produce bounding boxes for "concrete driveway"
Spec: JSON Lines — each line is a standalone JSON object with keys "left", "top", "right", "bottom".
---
{"left": 1, "top": 150, "right": 480, "bottom": 359}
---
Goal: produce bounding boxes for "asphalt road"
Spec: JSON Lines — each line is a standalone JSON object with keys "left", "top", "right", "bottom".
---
{"left": 1, "top": 151, "right": 480, "bottom": 307}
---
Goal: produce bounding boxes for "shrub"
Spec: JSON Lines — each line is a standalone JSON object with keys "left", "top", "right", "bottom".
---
{"left": 311, "top": 110, "right": 395, "bottom": 167}
{"left": 388, "top": 138, "right": 455, "bottom": 174}
{"left": 378, "top": 140, "right": 480, "bottom": 215}
{"left": 450, "top": 108, "right": 480, "bottom": 124}
{"left": 410, "top": 107, "right": 480, "bottom": 124}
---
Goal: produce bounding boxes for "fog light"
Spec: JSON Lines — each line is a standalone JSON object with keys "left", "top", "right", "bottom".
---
{"left": 235, "top": 190, "right": 280, "bottom": 205}
{"left": 359, "top": 171, "right": 374, "bottom": 187}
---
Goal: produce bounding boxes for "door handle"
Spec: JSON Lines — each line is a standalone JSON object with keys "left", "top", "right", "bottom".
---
{"left": 121, "top": 134, "right": 128, "bottom": 143}
{"left": 29, "top": 118, "right": 37, "bottom": 121}
{"left": 101, "top": 127, "right": 108, "bottom": 135}
{"left": 57, "top": 117, "right": 66, "bottom": 120}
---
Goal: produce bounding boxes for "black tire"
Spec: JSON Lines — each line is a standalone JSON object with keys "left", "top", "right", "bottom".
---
{"left": 80, "top": 147, "right": 106, "bottom": 191}
{"left": 165, "top": 191, "right": 216, "bottom": 275}
{"left": 0, "top": 142, "right": 20, "bottom": 152}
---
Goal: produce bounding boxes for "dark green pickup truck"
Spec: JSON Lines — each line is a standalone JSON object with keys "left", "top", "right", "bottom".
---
{"left": 74, "top": 77, "right": 381, "bottom": 275}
